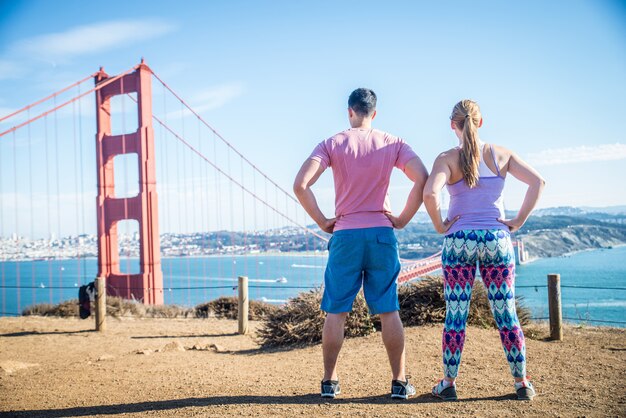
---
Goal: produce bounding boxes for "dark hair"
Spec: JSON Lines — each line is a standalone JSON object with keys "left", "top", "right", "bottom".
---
{"left": 348, "top": 88, "right": 377, "bottom": 116}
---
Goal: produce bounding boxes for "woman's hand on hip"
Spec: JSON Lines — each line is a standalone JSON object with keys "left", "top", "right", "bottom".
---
{"left": 497, "top": 217, "right": 523, "bottom": 233}
{"left": 437, "top": 216, "right": 460, "bottom": 234}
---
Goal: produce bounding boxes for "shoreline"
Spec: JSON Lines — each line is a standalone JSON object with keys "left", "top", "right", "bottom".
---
{"left": 3, "top": 242, "right": 626, "bottom": 264}
{"left": 2, "top": 251, "right": 330, "bottom": 263}
{"left": 519, "top": 242, "right": 626, "bottom": 265}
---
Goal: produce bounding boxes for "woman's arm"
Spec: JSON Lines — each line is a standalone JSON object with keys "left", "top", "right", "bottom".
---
{"left": 498, "top": 151, "right": 546, "bottom": 232}
{"left": 293, "top": 159, "right": 336, "bottom": 233}
{"left": 423, "top": 154, "right": 460, "bottom": 234}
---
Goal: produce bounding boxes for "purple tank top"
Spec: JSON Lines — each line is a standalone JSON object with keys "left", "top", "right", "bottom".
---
{"left": 446, "top": 145, "right": 506, "bottom": 235}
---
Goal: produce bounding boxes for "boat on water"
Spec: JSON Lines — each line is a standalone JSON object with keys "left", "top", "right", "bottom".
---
{"left": 275, "top": 276, "right": 288, "bottom": 283}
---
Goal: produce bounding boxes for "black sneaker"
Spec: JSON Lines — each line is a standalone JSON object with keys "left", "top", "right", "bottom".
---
{"left": 321, "top": 380, "right": 341, "bottom": 398}
{"left": 391, "top": 377, "right": 416, "bottom": 399}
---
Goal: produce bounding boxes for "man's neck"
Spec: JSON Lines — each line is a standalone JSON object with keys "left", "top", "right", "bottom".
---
{"left": 350, "top": 119, "right": 373, "bottom": 129}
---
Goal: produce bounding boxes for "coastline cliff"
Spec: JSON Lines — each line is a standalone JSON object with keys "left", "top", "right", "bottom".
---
{"left": 396, "top": 212, "right": 626, "bottom": 260}
{"left": 518, "top": 225, "right": 626, "bottom": 259}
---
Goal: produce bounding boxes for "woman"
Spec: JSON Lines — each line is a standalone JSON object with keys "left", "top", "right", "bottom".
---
{"left": 423, "top": 99, "right": 545, "bottom": 401}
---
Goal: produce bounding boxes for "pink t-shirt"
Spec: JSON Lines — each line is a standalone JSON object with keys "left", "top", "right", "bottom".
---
{"left": 309, "top": 128, "right": 417, "bottom": 231}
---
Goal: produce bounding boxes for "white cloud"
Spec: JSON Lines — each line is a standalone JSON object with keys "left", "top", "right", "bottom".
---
{"left": 527, "top": 143, "right": 626, "bottom": 166}
{"left": 0, "top": 59, "right": 25, "bottom": 80}
{"left": 163, "top": 82, "right": 245, "bottom": 119}
{"left": 193, "top": 82, "right": 246, "bottom": 112}
{"left": 14, "top": 19, "right": 176, "bottom": 59}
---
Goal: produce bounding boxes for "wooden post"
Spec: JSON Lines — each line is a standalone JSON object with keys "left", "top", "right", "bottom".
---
{"left": 547, "top": 273, "right": 562, "bottom": 341}
{"left": 238, "top": 276, "right": 249, "bottom": 335}
{"left": 95, "top": 277, "right": 107, "bottom": 332}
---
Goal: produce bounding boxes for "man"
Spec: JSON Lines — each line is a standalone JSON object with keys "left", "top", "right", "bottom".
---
{"left": 293, "top": 88, "right": 428, "bottom": 399}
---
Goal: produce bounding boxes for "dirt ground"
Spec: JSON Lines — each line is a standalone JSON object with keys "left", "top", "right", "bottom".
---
{"left": 1, "top": 316, "right": 625, "bottom": 417}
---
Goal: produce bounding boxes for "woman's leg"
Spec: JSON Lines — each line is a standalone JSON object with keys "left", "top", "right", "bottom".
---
{"left": 441, "top": 231, "right": 478, "bottom": 380}
{"left": 479, "top": 230, "right": 526, "bottom": 380}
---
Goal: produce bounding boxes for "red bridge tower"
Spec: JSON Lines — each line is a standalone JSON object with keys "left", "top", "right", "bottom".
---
{"left": 94, "top": 61, "right": 164, "bottom": 304}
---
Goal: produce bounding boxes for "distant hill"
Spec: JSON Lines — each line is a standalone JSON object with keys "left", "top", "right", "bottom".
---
{"left": 532, "top": 205, "right": 626, "bottom": 217}
{"left": 515, "top": 213, "right": 626, "bottom": 259}
{"left": 579, "top": 205, "right": 626, "bottom": 215}
{"left": 397, "top": 209, "right": 626, "bottom": 260}
{"left": 518, "top": 224, "right": 626, "bottom": 259}
{"left": 228, "top": 207, "right": 626, "bottom": 260}
{"left": 408, "top": 211, "right": 433, "bottom": 224}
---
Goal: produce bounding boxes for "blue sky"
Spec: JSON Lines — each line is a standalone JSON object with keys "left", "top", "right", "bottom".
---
{"left": 0, "top": 0, "right": 625, "bottom": 236}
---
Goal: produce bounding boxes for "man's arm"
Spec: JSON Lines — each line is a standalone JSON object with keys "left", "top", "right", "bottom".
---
{"left": 385, "top": 156, "right": 429, "bottom": 229}
{"left": 293, "top": 159, "right": 336, "bottom": 234}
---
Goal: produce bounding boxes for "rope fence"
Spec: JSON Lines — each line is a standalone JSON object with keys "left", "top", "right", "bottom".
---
{"left": 4, "top": 284, "right": 624, "bottom": 291}
{"left": 1, "top": 279, "right": 624, "bottom": 327}
{"left": 517, "top": 284, "right": 626, "bottom": 291}
{"left": 531, "top": 316, "right": 626, "bottom": 325}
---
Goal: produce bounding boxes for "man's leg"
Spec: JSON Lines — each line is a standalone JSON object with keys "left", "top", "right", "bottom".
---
{"left": 322, "top": 312, "right": 348, "bottom": 381}
{"left": 379, "top": 310, "right": 406, "bottom": 381}
{"left": 361, "top": 228, "right": 405, "bottom": 381}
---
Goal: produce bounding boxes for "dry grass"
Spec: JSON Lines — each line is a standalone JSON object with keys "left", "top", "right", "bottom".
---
{"left": 194, "top": 296, "right": 278, "bottom": 320}
{"left": 398, "top": 275, "right": 532, "bottom": 328}
{"left": 256, "top": 289, "right": 376, "bottom": 347}
{"left": 22, "top": 297, "right": 194, "bottom": 318}
{"left": 257, "top": 275, "right": 533, "bottom": 347}
{"left": 21, "top": 300, "right": 80, "bottom": 317}
{"left": 22, "top": 275, "right": 533, "bottom": 348}
{"left": 22, "top": 295, "right": 278, "bottom": 320}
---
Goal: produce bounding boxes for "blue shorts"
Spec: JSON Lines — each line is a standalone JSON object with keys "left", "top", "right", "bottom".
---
{"left": 321, "top": 227, "right": 401, "bottom": 315}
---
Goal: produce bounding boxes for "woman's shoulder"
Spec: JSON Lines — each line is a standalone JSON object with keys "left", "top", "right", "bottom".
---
{"left": 436, "top": 147, "right": 460, "bottom": 160}
{"left": 486, "top": 142, "right": 513, "bottom": 156}
{"left": 484, "top": 142, "right": 517, "bottom": 175}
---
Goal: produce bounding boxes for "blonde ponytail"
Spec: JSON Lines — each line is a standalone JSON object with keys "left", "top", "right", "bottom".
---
{"left": 451, "top": 100, "right": 482, "bottom": 188}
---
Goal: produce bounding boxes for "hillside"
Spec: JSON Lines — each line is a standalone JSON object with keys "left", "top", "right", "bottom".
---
{"left": 3, "top": 207, "right": 625, "bottom": 262}
{"left": 516, "top": 216, "right": 626, "bottom": 259}
{"left": 393, "top": 213, "right": 626, "bottom": 260}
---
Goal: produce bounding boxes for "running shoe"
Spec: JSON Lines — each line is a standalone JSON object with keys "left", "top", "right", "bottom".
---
{"left": 432, "top": 379, "right": 458, "bottom": 401}
{"left": 515, "top": 380, "right": 536, "bottom": 400}
{"left": 391, "top": 377, "right": 416, "bottom": 399}
{"left": 321, "top": 380, "right": 341, "bottom": 398}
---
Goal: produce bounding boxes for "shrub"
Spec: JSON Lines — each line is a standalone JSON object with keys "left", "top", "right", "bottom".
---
{"left": 256, "top": 275, "right": 532, "bottom": 347}
{"left": 195, "top": 296, "right": 278, "bottom": 320}
{"left": 256, "top": 289, "right": 376, "bottom": 347}
{"left": 22, "top": 300, "right": 79, "bottom": 317}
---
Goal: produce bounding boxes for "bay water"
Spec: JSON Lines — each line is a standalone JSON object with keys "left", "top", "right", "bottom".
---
{"left": 1, "top": 246, "right": 624, "bottom": 327}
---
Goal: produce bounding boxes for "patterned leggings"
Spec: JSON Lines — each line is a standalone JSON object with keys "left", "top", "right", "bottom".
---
{"left": 441, "top": 229, "right": 526, "bottom": 379}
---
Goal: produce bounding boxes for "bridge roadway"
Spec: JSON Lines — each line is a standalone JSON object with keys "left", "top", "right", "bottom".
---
{"left": 397, "top": 240, "right": 523, "bottom": 284}
{"left": 398, "top": 253, "right": 443, "bottom": 284}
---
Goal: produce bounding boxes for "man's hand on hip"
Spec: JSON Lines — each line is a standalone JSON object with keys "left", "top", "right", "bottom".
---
{"left": 319, "top": 217, "right": 336, "bottom": 234}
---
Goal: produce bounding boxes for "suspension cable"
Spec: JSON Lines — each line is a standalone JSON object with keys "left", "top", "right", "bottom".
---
{"left": 0, "top": 73, "right": 96, "bottom": 123}
{"left": 0, "top": 66, "right": 138, "bottom": 138}
{"left": 150, "top": 70, "right": 300, "bottom": 205}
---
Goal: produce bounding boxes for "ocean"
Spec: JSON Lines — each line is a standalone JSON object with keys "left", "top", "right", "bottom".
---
{"left": 1, "top": 246, "right": 625, "bottom": 327}
{"left": 514, "top": 246, "right": 626, "bottom": 327}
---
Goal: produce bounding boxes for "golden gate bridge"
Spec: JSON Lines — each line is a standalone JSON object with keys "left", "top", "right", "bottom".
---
{"left": 0, "top": 60, "right": 525, "bottom": 315}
